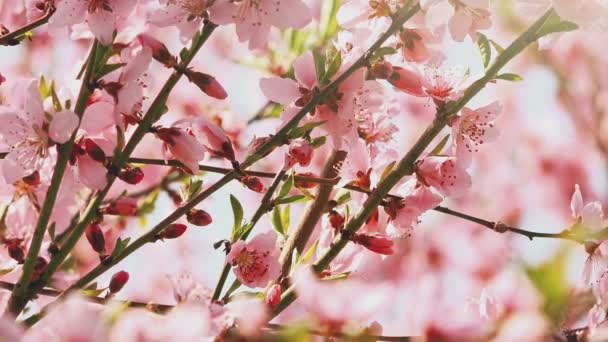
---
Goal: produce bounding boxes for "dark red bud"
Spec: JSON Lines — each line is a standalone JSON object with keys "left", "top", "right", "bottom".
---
{"left": 159, "top": 223, "right": 188, "bottom": 240}
{"left": 329, "top": 210, "right": 345, "bottom": 230}
{"left": 118, "top": 165, "right": 144, "bottom": 185}
{"left": 185, "top": 70, "right": 228, "bottom": 100}
{"left": 102, "top": 198, "right": 139, "bottom": 216}
{"left": 265, "top": 284, "right": 282, "bottom": 308}
{"left": 221, "top": 141, "right": 236, "bottom": 162}
{"left": 22, "top": 171, "right": 41, "bottom": 186}
{"left": 32, "top": 257, "right": 48, "bottom": 282}
{"left": 109, "top": 270, "right": 130, "bottom": 293}
{"left": 352, "top": 233, "right": 394, "bottom": 255}
{"left": 84, "top": 138, "right": 106, "bottom": 163}
{"left": 240, "top": 176, "right": 265, "bottom": 193}
{"left": 186, "top": 209, "right": 212, "bottom": 226}
{"left": 85, "top": 224, "right": 106, "bottom": 253}
{"left": 6, "top": 239, "right": 25, "bottom": 264}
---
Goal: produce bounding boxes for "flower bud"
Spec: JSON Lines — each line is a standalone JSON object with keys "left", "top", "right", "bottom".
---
{"left": 265, "top": 284, "right": 282, "bottom": 308}
{"left": 84, "top": 138, "right": 106, "bottom": 163}
{"left": 137, "top": 34, "right": 177, "bottom": 68}
{"left": 102, "top": 197, "right": 139, "bottom": 216}
{"left": 285, "top": 139, "right": 313, "bottom": 168}
{"left": 198, "top": 120, "right": 235, "bottom": 161}
{"left": 109, "top": 270, "right": 130, "bottom": 293}
{"left": 329, "top": 210, "right": 345, "bottom": 230}
{"left": 493, "top": 221, "right": 509, "bottom": 233}
{"left": 32, "top": 257, "right": 48, "bottom": 282}
{"left": 5, "top": 238, "right": 25, "bottom": 264}
{"left": 240, "top": 175, "right": 265, "bottom": 193}
{"left": 0, "top": 73, "right": 5, "bottom": 85}
{"left": 383, "top": 197, "right": 405, "bottom": 220}
{"left": 186, "top": 209, "right": 212, "bottom": 226}
{"left": 387, "top": 66, "right": 424, "bottom": 97}
{"left": 22, "top": 171, "right": 41, "bottom": 186}
{"left": 352, "top": 233, "right": 394, "bottom": 255}
{"left": 295, "top": 172, "right": 319, "bottom": 189}
{"left": 118, "top": 165, "right": 144, "bottom": 185}
{"left": 185, "top": 70, "right": 228, "bottom": 99}
{"left": 85, "top": 223, "right": 106, "bottom": 253}
{"left": 159, "top": 223, "right": 188, "bottom": 240}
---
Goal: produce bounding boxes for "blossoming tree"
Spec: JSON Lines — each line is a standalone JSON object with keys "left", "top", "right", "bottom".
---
{"left": 0, "top": 0, "right": 607, "bottom": 340}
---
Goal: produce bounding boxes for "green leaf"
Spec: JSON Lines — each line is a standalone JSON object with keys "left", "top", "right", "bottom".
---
{"left": 335, "top": 190, "right": 351, "bottom": 205}
{"left": 310, "top": 136, "right": 327, "bottom": 148}
{"left": 49, "top": 81, "right": 62, "bottom": 112}
{"left": 430, "top": 134, "right": 450, "bottom": 156}
{"left": 321, "top": 50, "right": 342, "bottom": 85}
{"left": 276, "top": 195, "right": 307, "bottom": 205}
{"left": 179, "top": 47, "right": 189, "bottom": 62}
{"left": 114, "top": 126, "right": 125, "bottom": 157}
{"left": 110, "top": 237, "right": 131, "bottom": 260}
{"left": 299, "top": 240, "right": 318, "bottom": 264}
{"left": 230, "top": 195, "right": 244, "bottom": 241}
{"left": 312, "top": 49, "right": 326, "bottom": 84}
{"left": 288, "top": 121, "right": 326, "bottom": 139}
{"left": 525, "top": 248, "right": 571, "bottom": 322}
{"left": 0, "top": 266, "right": 15, "bottom": 276}
{"left": 39, "top": 75, "right": 50, "bottom": 99}
{"left": 48, "top": 222, "right": 56, "bottom": 243}
{"left": 81, "top": 287, "right": 106, "bottom": 297}
{"left": 378, "top": 161, "right": 396, "bottom": 184}
{"left": 534, "top": 10, "right": 578, "bottom": 38}
{"left": 277, "top": 172, "right": 295, "bottom": 199}
{"left": 180, "top": 178, "right": 203, "bottom": 202}
{"left": 495, "top": 73, "right": 523, "bottom": 82}
{"left": 271, "top": 205, "right": 285, "bottom": 236}
{"left": 369, "top": 47, "right": 398, "bottom": 62}
{"left": 476, "top": 32, "right": 491, "bottom": 68}
{"left": 282, "top": 205, "right": 291, "bottom": 234}
{"left": 137, "top": 189, "right": 160, "bottom": 216}
{"left": 489, "top": 39, "right": 505, "bottom": 54}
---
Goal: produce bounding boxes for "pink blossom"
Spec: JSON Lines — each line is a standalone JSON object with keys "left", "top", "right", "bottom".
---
{"left": 293, "top": 268, "right": 391, "bottom": 328}
{"left": 450, "top": 101, "right": 501, "bottom": 166}
{"left": 208, "top": 0, "right": 312, "bottom": 49}
{"left": 416, "top": 156, "right": 472, "bottom": 197}
{"left": 154, "top": 125, "right": 206, "bottom": 174}
{"left": 388, "top": 179, "right": 443, "bottom": 237}
{"left": 49, "top": 0, "right": 137, "bottom": 45}
{"left": 389, "top": 64, "right": 469, "bottom": 103}
{"left": 260, "top": 51, "right": 317, "bottom": 105}
{"left": 0, "top": 73, "right": 5, "bottom": 85}
{"left": 285, "top": 138, "right": 314, "bottom": 168}
{"left": 352, "top": 233, "right": 394, "bottom": 255}
{"left": 146, "top": 0, "right": 208, "bottom": 41}
{"left": 226, "top": 231, "right": 280, "bottom": 288}
{"left": 265, "top": 283, "right": 282, "bottom": 308}
{"left": 193, "top": 117, "right": 236, "bottom": 162}
{"left": 0, "top": 80, "right": 79, "bottom": 184}
{"left": 227, "top": 298, "right": 269, "bottom": 337}
{"left": 422, "top": 0, "right": 492, "bottom": 42}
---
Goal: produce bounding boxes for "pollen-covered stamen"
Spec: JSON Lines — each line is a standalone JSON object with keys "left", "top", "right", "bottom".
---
{"left": 232, "top": 247, "right": 271, "bottom": 283}
{"left": 400, "top": 29, "right": 423, "bottom": 51}
{"left": 168, "top": 0, "right": 209, "bottom": 20}
{"left": 459, "top": 110, "right": 494, "bottom": 153}
{"left": 232, "top": 0, "right": 267, "bottom": 28}
{"left": 88, "top": 0, "right": 112, "bottom": 13}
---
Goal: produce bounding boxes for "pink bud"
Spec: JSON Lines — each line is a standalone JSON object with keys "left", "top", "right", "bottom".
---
{"left": 159, "top": 223, "right": 188, "bottom": 240}
{"left": 137, "top": 34, "right": 176, "bottom": 68}
{"left": 185, "top": 70, "right": 228, "bottom": 99}
{"left": 388, "top": 66, "right": 425, "bottom": 97}
{"left": 240, "top": 176, "right": 265, "bottom": 193}
{"left": 265, "top": 284, "right": 282, "bottom": 308}
{"left": 85, "top": 224, "right": 106, "bottom": 253}
{"left": 186, "top": 209, "right": 212, "bottom": 226}
{"left": 248, "top": 136, "right": 272, "bottom": 156}
{"left": 109, "top": 271, "right": 130, "bottom": 293}
{"left": 102, "top": 197, "right": 138, "bottom": 216}
{"left": 352, "top": 233, "right": 394, "bottom": 255}
{"left": 0, "top": 73, "right": 5, "bottom": 85}
{"left": 198, "top": 120, "right": 235, "bottom": 161}
{"left": 118, "top": 165, "right": 144, "bottom": 185}
{"left": 84, "top": 138, "right": 106, "bottom": 163}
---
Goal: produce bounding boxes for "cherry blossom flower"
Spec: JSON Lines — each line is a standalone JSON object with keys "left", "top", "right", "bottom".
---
{"left": 516, "top": 0, "right": 608, "bottom": 31}
{"left": 416, "top": 155, "right": 472, "bottom": 197}
{"left": 208, "top": 0, "right": 313, "bottom": 49}
{"left": 259, "top": 51, "right": 317, "bottom": 106}
{"left": 147, "top": 0, "right": 209, "bottom": 40}
{"left": 450, "top": 101, "right": 501, "bottom": 166}
{"left": 49, "top": 0, "right": 137, "bottom": 45}
{"left": 226, "top": 231, "right": 280, "bottom": 288}
{"left": 0, "top": 80, "right": 79, "bottom": 184}
{"left": 154, "top": 125, "right": 206, "bottom": 174}
{"left": 387, "top": 179, "right": 443, "bottom": 237}
{"left": 422, "top": 0, "right": 492, "bottom": 42}
{"left": 389, "top": 63, "right": 469, "bottom": 103}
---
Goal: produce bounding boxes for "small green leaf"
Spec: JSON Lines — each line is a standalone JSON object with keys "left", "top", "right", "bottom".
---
{"left": 179, "top": 47, "right": 189, "bottom": 62}
{"left": 39, "top": 76, "right": 49, "bottom": 99}
{"left": 369, "top": 47, "right": 398, "bottom": 62}
{"left": 534, "top": 10, "right": 578, "bottom": 38}
{"left": 96, "top": 63, "right": 126, "bottom": 79}
{"left": 299, "top": 240, "right": 318, "bottom": 264}
{"left": 476, "top": 32, "right": 491, "bottom": 68}
{"left": 138, "top": 189, "right": 160, "bottom": 216}
{"left": 230, "top": 195, "right": 244, "bottom": 241}
{"left": 489, "top": 39, "right": 505, "bottom": 54}
{"left": 321, "top": 50, "right": 342, "bottom": 85}
{"left": 48, "top": 222, "right": 56, "bottom": 243}
{"left": 313, "top": 49, "right": 326, "bottom": 83}
{"left": 181, "top": 178, "right": 203, "bottom": 202}
{"left": 310, "top": 136, "right": 327, "bottom": 148}
{"left": 282, "top": 205, "right": 291, "bottom": 234}
{"left": 276, "top": 195, "right": 307, "bottom": 205}
{"left": 495, "top": 73, "right": 523, "bottom": 82}
{"left": 335, "top": 190, "right": 351, "bottom": 205}
{"left": 288, "top": 121, "right": 326, "bottom": 139}
{"left": 111, "top": 237, "right": 131, "bottom": 260}
{"left": 277, "top": 172, "right": 295, "bottom": 199}
{"left": 430, "top": 134, "right": 450, "bottom": 156}
{"left": 271, "top": 205, "right": 285, "bottom": 236}
{"left": 379, "top": 161, "right": 396, "bottom": 184}
{"left": 0, "top": 266, "right": 15, "bottom": 276}
{"left": 49, "top": 81, "right": 62, "bottom": 112}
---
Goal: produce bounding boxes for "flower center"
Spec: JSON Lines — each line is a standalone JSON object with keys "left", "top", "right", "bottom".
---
{"left": 88, "top": 0, "right": 111, "bottom": 13}
{"left": 233, "top": 247, "right": 270, "bottom": 282}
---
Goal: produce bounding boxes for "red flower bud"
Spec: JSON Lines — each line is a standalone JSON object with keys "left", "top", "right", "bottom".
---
{"left": 84, "top": 138, "right": 106, "bottom": 163}
{"left": 137, "top": 34, "right": 177, "bottom": 68}
{"left": 186, "top": 209, "right": 212, "bottom": 226}
{"left": 22, "top": 171, "right": 40, "bottom": 186}
{"left": 265, "top": 284, "right": 282, "bottom": 308}
{"left": 102, "top": 197, "right": 139, "bottom": 216}
{"left": 295, "top": 172, "right": 319, "bottom": 189}
{"left": 118, "top": 165, "right": 144, "bottom": 185}
{"left": 240, "top": 175, "right": 265, "bottom": 193}
{"left": 185, "top": 70, "right": 228, "bottom": 100}
{"left": 5, "top": 238, "right": 24, "bottom": 264}
{"left": 329, "top": 210, "right": 345, "bottom": 230}
{"left": 352, "top": 233, "right": 394, "bottom": 255}
{"left": 32, "top": 257, "right": 48, "bottom": 282}
{"left": 109, "top": 270, "right": 130, "bottom": 293}
{"left": 85, "top": 223, "right": 106, "bottom": 253}
{"left": 159, "top": 223, "right": 188, "bottom": 240}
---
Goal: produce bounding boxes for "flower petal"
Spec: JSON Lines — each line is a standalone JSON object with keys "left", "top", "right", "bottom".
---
{"left": 49, "top": 110, "right": 79, "bottom": 144}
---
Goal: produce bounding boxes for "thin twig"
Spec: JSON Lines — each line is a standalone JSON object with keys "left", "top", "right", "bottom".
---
{"left": 0, "top": 2, "right": 55, "bottom": 46}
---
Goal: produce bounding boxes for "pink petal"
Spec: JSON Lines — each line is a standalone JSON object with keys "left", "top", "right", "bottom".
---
{"left": 25, "top": 80, "right": 44, "bottom": 126}
{"left": 293, "top": 51, "right": 317, "bottom": 89}
{"left": 0, "top": 111, "right": 30, "bottom": 147}
{"left": 87, "top": 10, "right": 116, "bottom": 45}
{"left": 208, "top": 1, "right": 238, "bottom": 25}
{"left": 49, "top": 0, "right": 87, "bottom": 26}
{"left": 77, "top": 156, "right": 108, "bottom": 190}
{"left": 266, "top": 0, "right": 312, "bottom": 29}
{"left": 49, "top": 110, "right": 79, "bottom": 144}
{"left": 571, "top": 184, "right": 584, "bottom": 218}
{"left": 259, "top": 77, "right": 300, "bottom": 104}
{"left": 81, "top": 101, "right": 115, "bottom": 134}
{"left": 2, "top": 149, "right": 34, "bottom": 184}
{"left": 448, "top": 9, "right": 472, "bottom": 42}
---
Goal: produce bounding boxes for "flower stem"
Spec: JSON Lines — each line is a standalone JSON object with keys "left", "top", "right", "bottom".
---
{"left": 272, "top": 8, "right": 558, "bottom": 318}
{"left": 0, "top": 2, "right": 55, "bottom": 46}
{"left": 6, "top": 39, "right": 99, "bottom": 316}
